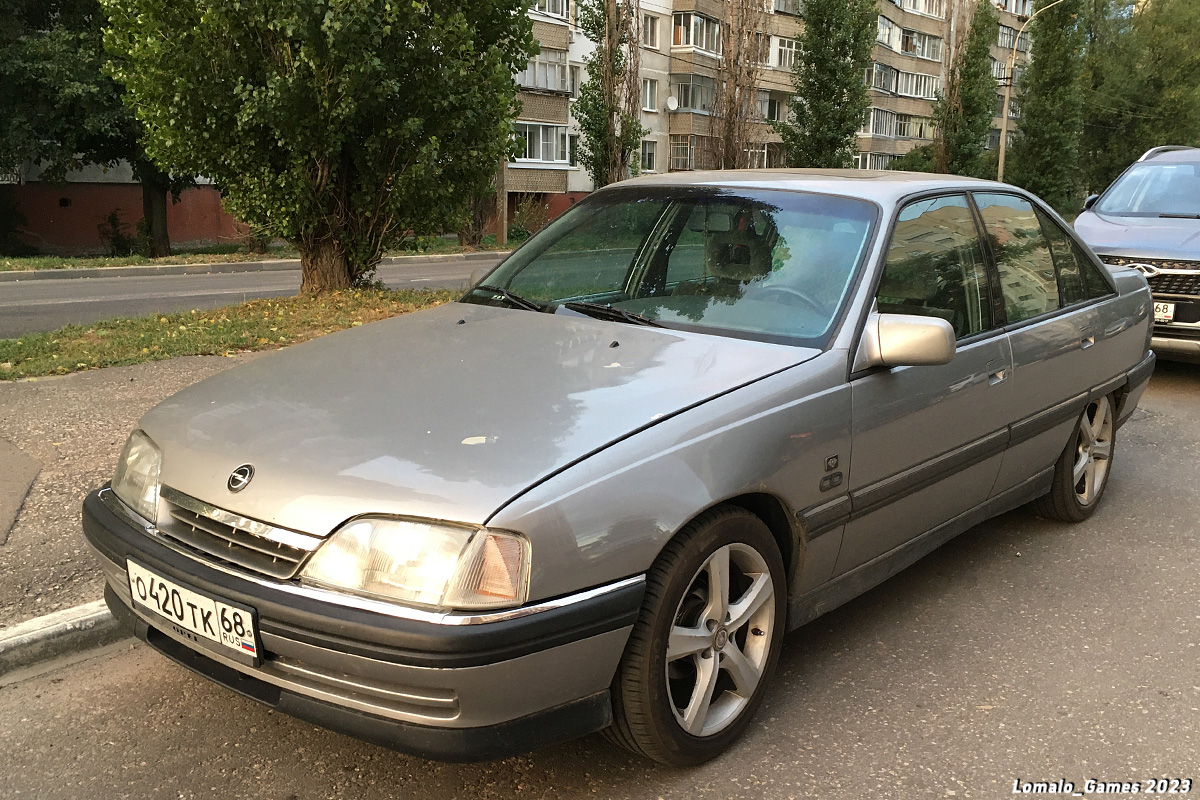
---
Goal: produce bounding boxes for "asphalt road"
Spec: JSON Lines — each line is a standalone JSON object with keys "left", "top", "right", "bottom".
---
{"left": 2, "top": 364, "right": 1199, "bottom": 799}
{"left": 0, "top": 257, "right": 502, "bottom": 339}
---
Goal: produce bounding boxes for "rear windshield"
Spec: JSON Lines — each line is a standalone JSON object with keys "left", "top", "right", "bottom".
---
{"left": 1096, "top": 161, "right": 1200, "bottom": 217}
{"left": 461, "top": 186, "right": 878, "bottom": 348}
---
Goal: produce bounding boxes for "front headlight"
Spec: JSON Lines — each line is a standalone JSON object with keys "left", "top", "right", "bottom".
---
{"left": 299, "top": 518, "right": 530, "bottom": 611}
{"left": 111, "top": 429, "right": 161, "bottom": 523}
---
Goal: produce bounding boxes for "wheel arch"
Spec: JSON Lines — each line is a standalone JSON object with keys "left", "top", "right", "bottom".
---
{"left": 701, "top": 492, "right": 803, "bottom": 595}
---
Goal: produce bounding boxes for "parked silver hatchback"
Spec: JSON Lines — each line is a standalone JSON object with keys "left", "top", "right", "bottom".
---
{"left": 84, "top": 170, "right": 1154, "bottom": 765}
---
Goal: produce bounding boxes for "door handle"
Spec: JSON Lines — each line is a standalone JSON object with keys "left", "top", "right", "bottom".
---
{"left": 1080, "top": 334, "right": 1096, "bottom": 350}
{"left": 985, "top": 360, "right": 1007, "bottom": 386}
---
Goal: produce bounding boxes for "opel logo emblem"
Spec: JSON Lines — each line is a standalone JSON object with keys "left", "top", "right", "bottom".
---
{"left": 227, "top": 464, "right": 254, "bottom": 493}
{"left": 1132, "top": 263, "right": 1160, "bottom": 278}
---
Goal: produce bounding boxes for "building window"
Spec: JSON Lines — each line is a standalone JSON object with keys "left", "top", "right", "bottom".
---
{"left": 744, "top": 143, "right": 768, "bottom": 168}
{"left": 532, "top": 0, "right": 567, "bottom": 20}
{"left": 517, "top": 48, "right": 569, "bottom": 93}
{"left": 569, "top": 134, "right": 579, "bottom": 166}
{"left": 759, "top": 93, "right": 784, "bottom": 122}
{"left": 673, "top": 12, "right": 721, "bottom": 55}
{"left": 901, "top": 29, "right": 942, "bottom": 60}
{"left": 897, "top": 71, "right": 940, "bottom": 99}
{"left": 866, "top": 62, "right": 899, "bottom": 93}
{"left": 569, "top": 64, "right": 582, "bottom": 98}
{"left": 774, "top": 0, "right": 802, "bottom": 15}
{"left": 860, "top": 107, "right": 898, "bottom": 138}
{"left": 991, "top": 58, "right": 1007, "bottom": 81}
{"left": 877, "top": 15, "right": 897, "bottom": 48}
{"left": 987, "top": 128, "right": 1001, "bottom": 150}
{"left": 777, "top": 37, "right": 798, "bottom": 69}
{"left": 641, "top": 140, "right": 657, "bottom": 172}
{"left": 999, "top": 25, "right": 1029, "bottom": 52}
{"left": 515, "top": 123, "right": 569, "bottom": 163}
{"left": 897, "top": 114, "right": 934, "bottom": 139}
{"left": 671, "top": 74, "right": 716, "bottom": 112}
{"left": 899, "top": 0, "right": 945, "bottom": 18}
{"left": 670, "top": 134, "right": 694, "bottom": 170}
{"left": 642, "top": 15, "right": 659, "bottom": 49}
{"left": 642, "top": 78, "right": 659, "bottom": 111}
{"left": 856, "top": 152, "right": 895, "bottom": 170}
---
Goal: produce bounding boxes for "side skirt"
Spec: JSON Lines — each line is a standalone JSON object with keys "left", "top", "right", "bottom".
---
{"left": 786, "top": 467, "right": 1053, "bottom": 631}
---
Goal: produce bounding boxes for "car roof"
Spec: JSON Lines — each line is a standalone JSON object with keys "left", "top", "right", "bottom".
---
{"left": 608, "top": 168, "right": 1015, "bottom": 205}
{"left": 1136, "top": 147, "right": 1200, "bottom": 164}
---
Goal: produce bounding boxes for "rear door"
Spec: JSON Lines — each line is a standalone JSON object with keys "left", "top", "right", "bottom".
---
{"left": 835, "top": 194, "right": 1012, "bottom": 575}
{"left": 972, "top": 192, "right": 1118, "bottom": 494}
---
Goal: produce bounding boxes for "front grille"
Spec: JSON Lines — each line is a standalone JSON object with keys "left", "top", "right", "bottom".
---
{"left": 158, "top": 487, "right": 322, "bottom": 579}
{"left": 1099, "top": 256, "right": 1200, "bottom": 297}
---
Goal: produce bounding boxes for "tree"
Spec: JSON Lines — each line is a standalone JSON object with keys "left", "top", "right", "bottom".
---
{"left": 932, "top": 0, "right": 999, "bottom": 176}
{"left": 1006, "top": 0, "right": 1085, "bottom": 212}
{"left": 0, "top": 0, "right": 181, "bottom": 256}
{"left": 575, "top": 0, "right": 646, "bottom": 187}
{"left": 104, "top": 0, "right": 536, "bottom": 292}
{"left": 774, "top": 0, "right": 876, "bottom": 168}
{"left": 712, "top": 0, "right": 771, "bottom": 169}
{"left": 1080, "top": 0, "right": 1200, "bottom": 193}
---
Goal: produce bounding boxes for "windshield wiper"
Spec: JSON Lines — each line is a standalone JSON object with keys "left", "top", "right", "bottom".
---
{"left": 1158, "top": 213, "right": 1200, "bottom": 219}
{"left": 473, "top": 284, "right": 544, "bottom": 312}
{"left": 563, "top": 301, "right": 664, "bottom": 328}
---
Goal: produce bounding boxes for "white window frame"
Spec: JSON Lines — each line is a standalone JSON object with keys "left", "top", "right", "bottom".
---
{"left": 642, "top": 15, "right": 659, "bottom": 49}
{"left": 514, "top": 122, "right": 569, "bottom": 164}
{"left": 776, "top": 37, "right": 798, "bottom": 69}
{"left": 671, "top": 74, "right": 716, "bottom": 113}
{"left": 897, "top": 70, "right": 941, "bottom": 99}
{"left": 517, "top": 48, "right": 569, "bottom": 93}
{"left": 670, "top": 134, "right": 695, "bottom": 170}
{"left": 673, "top": 12, "right": 721, "bottom": 55}
{"left": 877, "top": 15, "right": 897, "bottom": 48}
{"left": 773, "top": 0, "right": 802, "bottom": 15}
{"left": 532, "top": 0, "right": 567, "bottom": 20}
{"left": 901, "top": 29, "right": 942, "bottom": 61}
{"left": 642, "top": 78, "right": 659, "bottom": 112}
{"left": 641, "top": 140, "right": 657, "bottom": 173}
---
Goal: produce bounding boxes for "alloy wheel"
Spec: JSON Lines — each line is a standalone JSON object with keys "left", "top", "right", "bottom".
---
{"left": 665, "top": 543, "right": 776, "bottom": 737}
{"left": 1073, "top": 395, "right": 1113, "bottom": 506}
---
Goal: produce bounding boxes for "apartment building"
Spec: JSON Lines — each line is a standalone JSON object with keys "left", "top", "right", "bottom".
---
{"left": 989, "top": 0, "right": 1032, "bottom": 152}
{"left": 510, "top": 0, "right": 1030, "bottom": 216}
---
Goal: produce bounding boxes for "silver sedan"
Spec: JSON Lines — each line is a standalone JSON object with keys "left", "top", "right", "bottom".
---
{"left": 83, "top": 170, "right": 1154, "bottom": 765}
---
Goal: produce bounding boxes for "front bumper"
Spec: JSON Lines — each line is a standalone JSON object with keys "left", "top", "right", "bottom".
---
{"left": 83, "top": 488, "right": 643, "bottom": 761}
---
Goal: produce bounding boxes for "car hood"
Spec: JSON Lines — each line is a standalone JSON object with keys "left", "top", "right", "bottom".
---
{"left": 1075, "top": 211, "right": 1200, "bottom": 259}
{"left": 142, "top": 302, "right": 817, "bottom": 535}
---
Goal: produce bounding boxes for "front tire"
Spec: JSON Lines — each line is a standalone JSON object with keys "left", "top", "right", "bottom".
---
{"left": 606, "top": 506, "right": 787, "bottom": 766}
{"left": 1034, "top": 393, "right": 1116, "bottom": 522}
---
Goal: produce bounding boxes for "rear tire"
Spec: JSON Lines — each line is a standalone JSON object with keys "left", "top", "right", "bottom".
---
{"left": 1034, "top": 394, "right": 1116, "bottom": 522}
{"left": 605, "top": 506, "right": 787, "bottom": 766}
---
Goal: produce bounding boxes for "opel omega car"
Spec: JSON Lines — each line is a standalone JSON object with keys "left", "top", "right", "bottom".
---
{"left": 1075, "top": 146, "right": 1200, "bottom": 361}
{"left": 84, "top": 171, "right": 1154, "bottom": 766}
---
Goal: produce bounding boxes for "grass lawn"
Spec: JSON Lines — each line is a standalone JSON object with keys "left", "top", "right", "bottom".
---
{"left": 0, "top": 235, "right": 512, "bottom": 273}
{"left": 0, "top": 288, "right": 455, "bottom": 381}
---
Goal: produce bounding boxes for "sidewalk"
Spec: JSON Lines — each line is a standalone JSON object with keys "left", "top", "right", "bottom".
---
{"left": 0, "top": 353, "right": 259, "bottom": 633}
{"left": 0, "top": 249, "right": 506, "bottom": 283}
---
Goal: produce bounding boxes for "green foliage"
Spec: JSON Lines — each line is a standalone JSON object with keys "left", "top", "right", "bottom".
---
{"left": 1007, "top": 0, "right": 1086, "bottom": 212}
{"left": 888, "top": 144, "right": 936, "bottom": 173}
{"left": 932, "top": 0, "right": 999, "bottom": 177}
{"left": 773, "top": 0, "right": 876, "bottom": 168}
{"left": 103, "top": 0, "right": 536, "bottom": 290}
{"left": 575, "top": 0, "right": 645, "bottom": 186}
{"left": 1080, "top": 0, "right": 1200, "bottom": 193}
{"left": 96, "top": 208, "right": 136, "bottom": 256}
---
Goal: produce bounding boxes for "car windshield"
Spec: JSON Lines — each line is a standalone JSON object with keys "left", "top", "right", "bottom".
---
{"left": 1095, "top": 161, "right": 1200, "bottom": 217}
{"left": 462, "top": 186, "right": 877, "bottom": 347}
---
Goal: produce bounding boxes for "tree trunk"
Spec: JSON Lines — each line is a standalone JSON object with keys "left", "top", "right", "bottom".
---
{"left": 140, "top": 173, "right": 171, "bottom": 258}
{"left": 299, "top": 237, "right": 353, "bottom": 293}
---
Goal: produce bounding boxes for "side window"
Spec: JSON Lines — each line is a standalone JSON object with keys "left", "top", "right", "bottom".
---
{"left": 973, "top": 193, "right": 1058, "bottom": 323}
{"left": 1035, "top": 209, "right": 1114, "bottom": 304}
{"left": 877, "top": 194, "right": 993, "bottom": 339}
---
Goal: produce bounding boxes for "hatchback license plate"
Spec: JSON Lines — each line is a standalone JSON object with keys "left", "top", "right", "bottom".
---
{"left": 127, "top": 560, "right": 259, "bottom": 663}
{"left": 1154, "top": 302, "right": 1175, "bottom": 322}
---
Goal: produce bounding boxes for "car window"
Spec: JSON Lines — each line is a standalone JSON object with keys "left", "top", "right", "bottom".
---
{"left": 1095, "top": 162, "right": 1200, "bottom": 217}
{"left": 1035, "top": 209, "right": 1113, "bottom": 305}
{"left": 467, "top": 187, "right": 877, "bottom": 348}
{"left": 973, "top": 193, "right": 1059, "bottom": 323}
{"left": 876, "top": 194, "right": 993, "bottom": 339}
{"left": 506, "top": 198, "right": 667, "bottom": 300}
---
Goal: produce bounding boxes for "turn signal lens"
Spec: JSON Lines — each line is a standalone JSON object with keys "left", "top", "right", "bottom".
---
{"left": 300, "top": 518, "right": 529, "bottom": 611}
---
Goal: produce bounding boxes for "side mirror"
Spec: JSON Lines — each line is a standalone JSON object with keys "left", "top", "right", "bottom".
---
{"left": 854, "top": 312, "right": 956, "bottom": 370}
{"left": 1083, "top": 194, "right": 1100, "bottom": 211}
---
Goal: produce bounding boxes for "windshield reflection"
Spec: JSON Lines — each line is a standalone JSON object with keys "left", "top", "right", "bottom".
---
{"left": 462, "top": 187, "right": 877, "bottom": 347}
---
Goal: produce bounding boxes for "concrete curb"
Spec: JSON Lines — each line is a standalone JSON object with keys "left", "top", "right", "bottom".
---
{"left": 0, "top": 250, "right": 506, "bottom": 283}
{"left": 0, "top": 600, "right": 129, "bottom": 675}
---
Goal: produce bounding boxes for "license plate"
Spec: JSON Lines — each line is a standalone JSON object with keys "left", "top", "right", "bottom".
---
{"left": 127, "top": 560, "right": 260, "bottom": 665}
{"left": 1154, "top": 301, "right": 1175, "bottom": 323}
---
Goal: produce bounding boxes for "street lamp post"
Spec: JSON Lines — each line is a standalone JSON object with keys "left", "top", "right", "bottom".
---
{"left": 996, "top": 0, "right": 1069, "bottom": 182}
